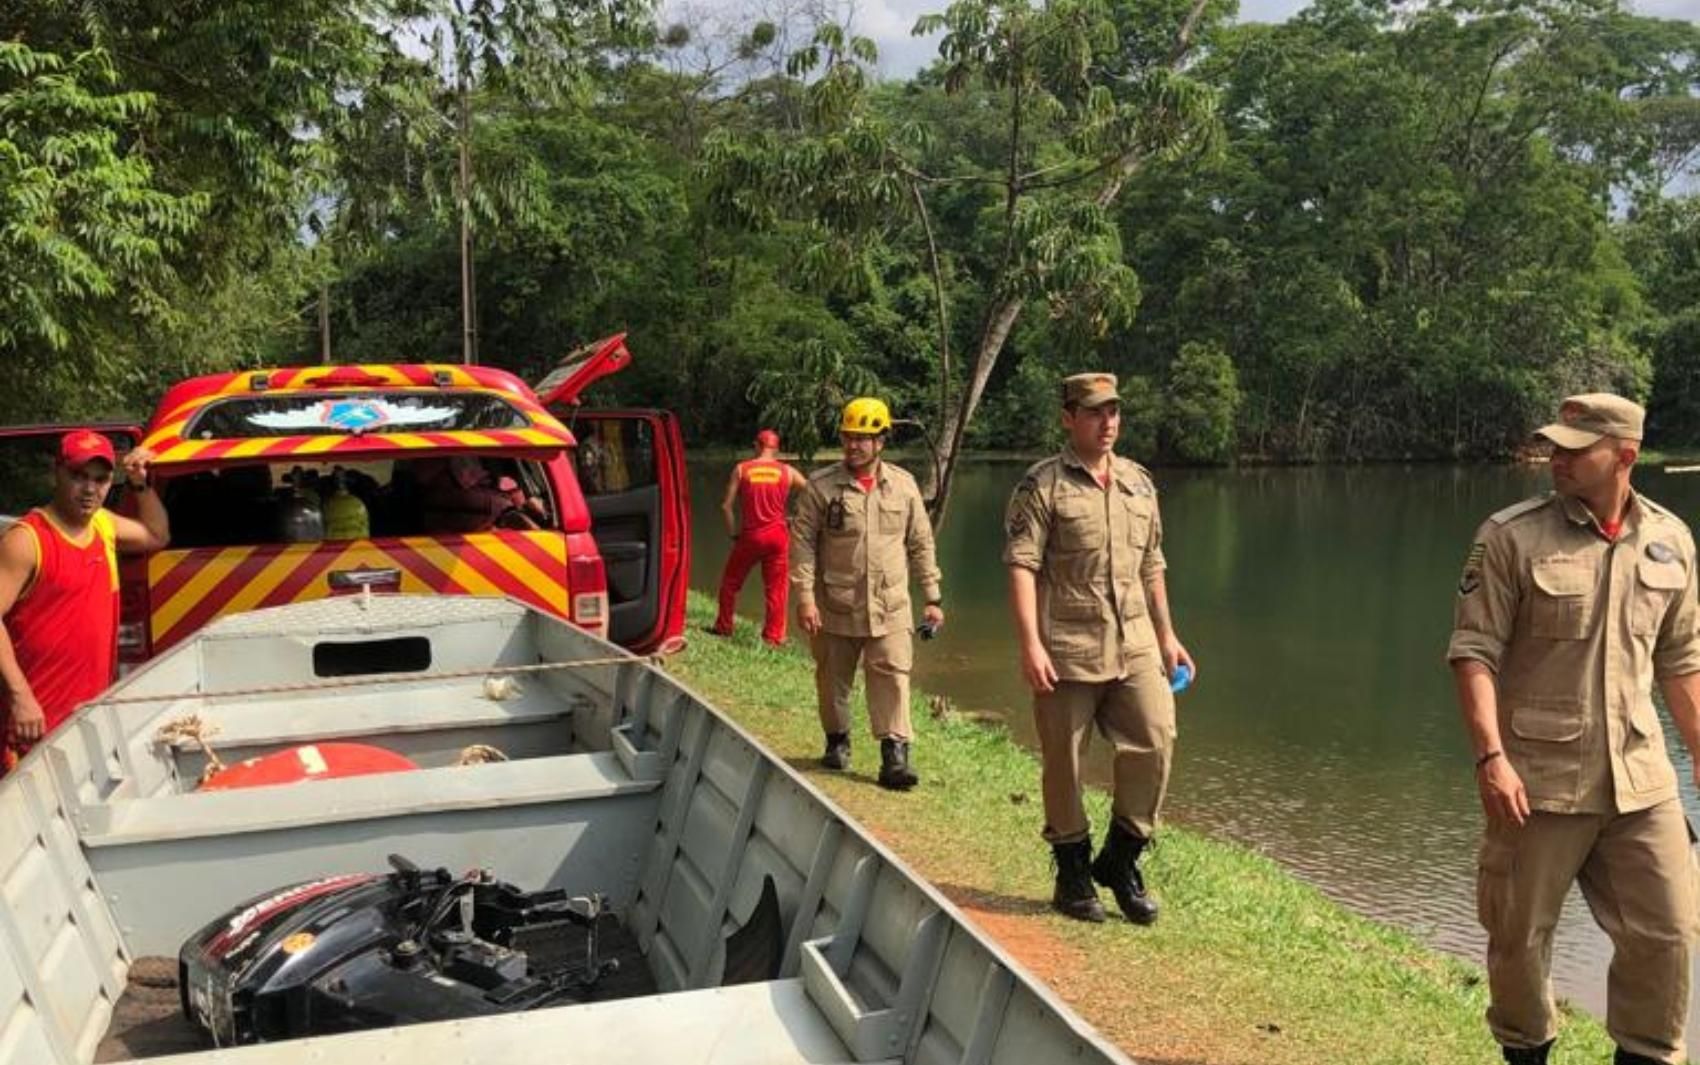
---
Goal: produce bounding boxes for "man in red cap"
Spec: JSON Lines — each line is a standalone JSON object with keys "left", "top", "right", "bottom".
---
{"left": 711, "top": 429, "right": 806, "bottom": 645}
{"left": 0, "top": 431, "right": 169, "bottom": 769}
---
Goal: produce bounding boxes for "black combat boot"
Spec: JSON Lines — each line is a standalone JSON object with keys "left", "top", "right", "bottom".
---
{"left": 1501, "top": 1039, "right": 1554, "bottom": 1064}
{"left": 820, "top": 732, "right": 851, "bottom": 771}
{"left": 1050, "top": 840, "right": 1106, "bottom": 923}
{"left": 1613, "top": 1048, "right": 1661, "bottom": 1065}
{"left": 1090, "top": 822, "right": 1160, "bottom": 925}
{"left": 877, "top": 739, "right": 918, "bottom": 790}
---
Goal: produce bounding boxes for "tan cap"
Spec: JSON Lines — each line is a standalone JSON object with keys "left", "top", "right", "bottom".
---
{"left": 1062, "top": 372, "right": 1120, "bottom": 409}
{"left": 1533, "top": 392, "right": 1644, "bottom": 448}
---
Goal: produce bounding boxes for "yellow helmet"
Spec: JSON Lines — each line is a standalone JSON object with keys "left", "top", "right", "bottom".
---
{"left": 840, "top": 397, "right": 892, "bottom": 435}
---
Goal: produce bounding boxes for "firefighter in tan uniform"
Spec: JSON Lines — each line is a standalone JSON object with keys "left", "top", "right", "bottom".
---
{"left": 1003, "top": 373, "right": 1197, "bottom": 925}
{"left": 1448, "top": 393, "right": 1700, "bottom": 1065}
{"left": 792, "top": 397, "right": 943, "bottom": 791}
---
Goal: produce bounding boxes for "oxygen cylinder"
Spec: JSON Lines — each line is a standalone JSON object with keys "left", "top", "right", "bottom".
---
{"left": 323, "top": 469, "right": 370, "bottom": 540}
{"left": 279, "top": 475, "right": 325, "bottom": 542}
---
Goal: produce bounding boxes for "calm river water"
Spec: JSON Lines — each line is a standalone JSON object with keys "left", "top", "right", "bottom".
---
{"left": 689, "top": 457, "right": 1700, "bottom": 1045}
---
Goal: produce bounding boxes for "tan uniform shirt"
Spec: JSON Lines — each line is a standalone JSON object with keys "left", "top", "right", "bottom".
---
{"left": 791, "top": 461, "right": 941, "bottom": 639}
{"left": 1002, "top": 449, "right": 1167, "bottom": 683}
{"left": 1448, "top": 491, "right": 1700, "bottom": 814}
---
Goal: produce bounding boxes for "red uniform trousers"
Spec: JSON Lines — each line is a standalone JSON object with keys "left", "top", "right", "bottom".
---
{"left": 713, "top": 523, "right": 790, "bottom": 644}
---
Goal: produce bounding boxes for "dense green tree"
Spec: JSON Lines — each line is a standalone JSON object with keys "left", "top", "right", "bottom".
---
{"left": 703, "top": 0, "right": 1227, "bottom": 519}
{"left": 1619, "top": 197, "right": 1700, "bottom": 444}
{"left": 1164, "top": 340, "right": 1239, "bottom": 462}
{"left": 0, "top": 44, "right": 204, "bottom": 355}
{"left": 5, "top": 0, "right": 402, "bottom": 415}
{"left": 1118, "top": 0, "right": 1683, "bottom": 459}
{"left": 4, "top": 0, "right": 1699, "bottom": 464}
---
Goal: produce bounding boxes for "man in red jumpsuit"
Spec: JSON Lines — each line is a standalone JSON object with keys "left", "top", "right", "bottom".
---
{"left": 711, "top": 429, "right": 806, "bottom": 646}
{"left": 0, "top": 431, "right": 169, "bottom": 770}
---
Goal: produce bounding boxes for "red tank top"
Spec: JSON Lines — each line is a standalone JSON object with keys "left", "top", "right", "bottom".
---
{"left": 736, "top": 460, "right": 790, "bottom": 533}
{"left": 4, "top": 509, "right": 119, "bottom": 737}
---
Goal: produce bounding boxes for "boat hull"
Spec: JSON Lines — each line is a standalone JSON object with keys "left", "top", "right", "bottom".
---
{"left": 0, "top": 595, "right": 1136, "bottom": 1065}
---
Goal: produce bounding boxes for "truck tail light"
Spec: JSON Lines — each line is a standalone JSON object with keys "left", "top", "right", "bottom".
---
{"left": 568, "top": 552, "right": 608, "bottom": 637}
{"left": 118, "top": 575, "right": 150, "bottom": 664}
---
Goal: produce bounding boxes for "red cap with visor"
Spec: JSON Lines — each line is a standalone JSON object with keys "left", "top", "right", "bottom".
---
{"left": 59, "top": 430, "right": 116, "bottom": 470}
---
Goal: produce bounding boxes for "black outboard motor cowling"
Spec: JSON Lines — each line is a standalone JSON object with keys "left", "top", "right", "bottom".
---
{"left": 178, "top": 855, "right": 619, "bottom": 1046}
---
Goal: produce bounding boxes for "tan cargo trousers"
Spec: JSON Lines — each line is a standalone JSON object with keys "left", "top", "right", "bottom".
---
{"left": 1478, "top": 798, "right": 1700, "bottom": 1062}
{"left": 1033, "top": 651, "right": 1175, "bottom": 844}
{"left": 810, "top": 631, "right": 914, "bottom": 741}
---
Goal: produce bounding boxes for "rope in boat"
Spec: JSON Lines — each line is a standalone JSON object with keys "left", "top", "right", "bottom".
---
{"left": 151, "top": 713, "right": 511, "bottom": 776}
{"left": 98, "top": 650, "right": 671, "bottom": 708}
{"left": 152, "top": 714, "right": 227, "bottom": 782}
{"left": 455, "top": 744, "right": 509, "bottom": 765}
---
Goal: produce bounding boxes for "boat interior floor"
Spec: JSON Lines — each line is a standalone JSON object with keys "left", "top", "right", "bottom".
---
{"left": 95, "top": 922, "right": 656, "bottom": 1062}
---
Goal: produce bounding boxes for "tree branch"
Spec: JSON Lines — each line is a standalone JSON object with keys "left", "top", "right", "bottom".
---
{"left": 1094, "top": 0, "right": 1211, "bottom": 208}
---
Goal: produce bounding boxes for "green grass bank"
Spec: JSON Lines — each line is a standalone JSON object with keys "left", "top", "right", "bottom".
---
{"left": 662, "top": 591, "right": 1614, "bottom": 1065}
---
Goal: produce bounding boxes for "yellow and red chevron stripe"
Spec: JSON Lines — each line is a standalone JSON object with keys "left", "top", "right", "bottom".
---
{"left": 147, "top": 532, "right": 569, "bottom": 653}
{"left": 142, "top": 364, "right": 575, "bottom": 466}
{"left": 152, "top": 365, "right": 491, "bottom": 426}
{"left": 145, "top": 428, "right": 573, "bottom": 466}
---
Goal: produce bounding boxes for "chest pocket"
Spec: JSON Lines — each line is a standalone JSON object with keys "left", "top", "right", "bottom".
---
{"left": 1117, "top": 490, "right": 1153, "bottom": 551}
{"left": 878, "top": 497, "right": 907, "bottom": 537}
{"left": 1632, "top": 557, "right": 1687, "bottom": 637}
{"left": 1054, "top": 494, "right": 1106, "bottom": 551}
{"left": 1529, "top": 557, "right": 1594, "bottom": 640}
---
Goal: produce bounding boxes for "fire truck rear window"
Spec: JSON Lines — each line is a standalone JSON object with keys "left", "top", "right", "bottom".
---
{"left": 186, "top": 393, "right": 530, "bottom": 439}
{"left": 161, "top": 456, "right": 560, "bottom": 547}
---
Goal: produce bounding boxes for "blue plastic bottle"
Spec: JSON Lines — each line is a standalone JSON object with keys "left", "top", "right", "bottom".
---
{"left": 1169, "top": 662, "right": 1193, "bottom": 694}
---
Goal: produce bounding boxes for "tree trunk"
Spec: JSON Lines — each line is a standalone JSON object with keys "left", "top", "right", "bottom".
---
{"left": 932, "top": 294, "right": 1025, "bottom": 530}
{"left": 910, "top": 178, "right": 951, "bottom": 498}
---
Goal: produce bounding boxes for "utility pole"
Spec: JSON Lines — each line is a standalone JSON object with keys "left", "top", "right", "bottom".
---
{"left": 318, "top": 282, "right": 332, "bottom": 364}
{"left": 457, "top": 70, "right": 478, "bottom": 366}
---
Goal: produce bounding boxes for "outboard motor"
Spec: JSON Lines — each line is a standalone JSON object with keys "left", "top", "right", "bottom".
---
{"left": 178, "top": 855, "right": 621, "bottom": 1046}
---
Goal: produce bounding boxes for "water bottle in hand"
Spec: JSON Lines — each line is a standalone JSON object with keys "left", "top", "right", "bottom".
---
{"left": 1169, "top": 662, "right": 1192, "bottom": 694}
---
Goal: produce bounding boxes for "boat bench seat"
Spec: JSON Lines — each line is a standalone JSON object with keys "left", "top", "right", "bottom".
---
{"left": 111, "top": 979, "right": 879, "bottom": 1065}
{"left": 78, "top": 751, "right": 653, "bottom": 847}
{"left": 152, "top": 680, "right": 572, "bottom": 751}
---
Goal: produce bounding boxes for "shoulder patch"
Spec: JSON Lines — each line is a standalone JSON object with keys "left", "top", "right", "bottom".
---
{"left": 1489, "top": 495, "right": 1553, "bottom": 526}
{"left": 1457, "top": 542, "right": 1486, "bottom": 596}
